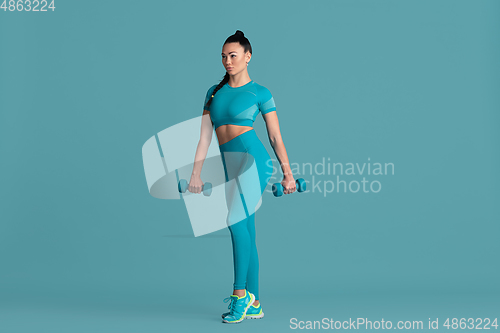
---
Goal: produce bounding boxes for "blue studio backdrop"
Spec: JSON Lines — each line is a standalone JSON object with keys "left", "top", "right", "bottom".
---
{"left": 0, "top": 1, "right": 499, "bottom": 332}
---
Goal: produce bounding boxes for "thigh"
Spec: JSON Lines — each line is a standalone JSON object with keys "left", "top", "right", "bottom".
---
{"left": 235, "top": 148, "right": 270, "bottom": 218}
{"left": 221, "top": 150, "right": 250, "bottom": 226}
{"left": 246, "top": 142, "right": 274, "bottom": 194}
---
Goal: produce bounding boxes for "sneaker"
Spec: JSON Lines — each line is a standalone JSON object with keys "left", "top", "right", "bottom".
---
{"left": 221, "top": 289, "right": 255, "bottom": 323}
{"left": 221, "top": 302, "right": 264, "bottom": 319}
{"left": 244, "top": 302, "right": 264, "bottom": 319}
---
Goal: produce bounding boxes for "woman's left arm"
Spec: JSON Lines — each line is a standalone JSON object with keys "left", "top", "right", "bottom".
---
{"left": 262, "top": 111, "right": 296, "bottom": 194}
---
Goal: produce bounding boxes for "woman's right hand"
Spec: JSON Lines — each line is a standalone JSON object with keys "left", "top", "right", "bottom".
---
{"left": 188, "top": 175, "right": 204, "bottom": 194}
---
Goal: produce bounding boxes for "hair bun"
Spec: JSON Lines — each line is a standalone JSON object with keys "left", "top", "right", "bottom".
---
{"left": 235, "top": 30, "right": 244, "bottom": 37}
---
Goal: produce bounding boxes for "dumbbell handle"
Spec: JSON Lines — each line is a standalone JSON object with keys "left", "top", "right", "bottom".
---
{"left": 187, "top": 182, "right": 207, "bottom": 190}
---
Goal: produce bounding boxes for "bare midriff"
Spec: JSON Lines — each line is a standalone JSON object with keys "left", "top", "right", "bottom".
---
{"left": 216, "top": 124, "right": 254, "bottom": 146}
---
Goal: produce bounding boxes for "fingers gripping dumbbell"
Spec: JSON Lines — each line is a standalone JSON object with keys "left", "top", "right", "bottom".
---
{"left": 272, "top": 178, "right": 306, "bottom": 197}
{"left": 177, "top": 179, "right": 212, "bottom": 196}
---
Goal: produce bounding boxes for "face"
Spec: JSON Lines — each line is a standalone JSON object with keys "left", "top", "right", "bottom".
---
{"left": 221, "top": 42, "right": 251, "bottom": 75}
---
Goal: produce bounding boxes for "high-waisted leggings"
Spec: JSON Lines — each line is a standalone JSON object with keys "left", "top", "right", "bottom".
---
{"left": 218, "top": 129, "right": 273, "bottom": 301}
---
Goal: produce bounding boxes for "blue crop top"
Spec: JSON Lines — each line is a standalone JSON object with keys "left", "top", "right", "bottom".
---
{"left": 203, "top": 80, "right": 276, "bottom": 130}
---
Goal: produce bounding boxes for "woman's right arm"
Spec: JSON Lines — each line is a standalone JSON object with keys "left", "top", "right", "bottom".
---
{"left": 188, "top": 109, "right": 214, "bottom": 194}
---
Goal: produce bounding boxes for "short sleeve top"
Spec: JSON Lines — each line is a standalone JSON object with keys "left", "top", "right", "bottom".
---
{"left": 203, "top": 80, "right": 276, "bottom": 130}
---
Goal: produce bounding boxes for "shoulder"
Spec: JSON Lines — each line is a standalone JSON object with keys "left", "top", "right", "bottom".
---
{"left": 253, "top": 82, "right": 274, "bottom": 103}
{"left": 206, "top": 84, "right": 218, "bottom": 94}
{"left": 253, "top": 81, "right": 272, "bottom": 94}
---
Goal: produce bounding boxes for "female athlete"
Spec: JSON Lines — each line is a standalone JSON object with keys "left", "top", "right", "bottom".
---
{"left": 188, "top": 30, "right": 296, "bottom": 324}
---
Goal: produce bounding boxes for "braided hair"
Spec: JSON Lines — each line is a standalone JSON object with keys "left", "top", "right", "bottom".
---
{"left": 204, "top": 30, "right": 252, "bottom": 111}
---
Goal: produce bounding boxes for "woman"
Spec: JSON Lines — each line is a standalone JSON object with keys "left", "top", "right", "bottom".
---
{"left": 188, "top": 30, "right": 296, "bottom": 324}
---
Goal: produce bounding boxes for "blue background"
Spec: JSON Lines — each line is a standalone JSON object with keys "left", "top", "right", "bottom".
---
{"left": 1, "top": 0, "right": 499, "bottom": 332}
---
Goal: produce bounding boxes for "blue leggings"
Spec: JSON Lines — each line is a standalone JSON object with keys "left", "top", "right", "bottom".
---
{"left": 218, "top": 129, "right": 273, "bottom": 301}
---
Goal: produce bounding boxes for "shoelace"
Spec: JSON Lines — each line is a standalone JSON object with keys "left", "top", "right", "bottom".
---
{"left": 223, "top": 296, "right": 237, "bottom": 314}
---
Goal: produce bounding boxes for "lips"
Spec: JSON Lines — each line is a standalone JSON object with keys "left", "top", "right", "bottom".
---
{"left": 227, "top": 67, "right": 233, "bottom": 70}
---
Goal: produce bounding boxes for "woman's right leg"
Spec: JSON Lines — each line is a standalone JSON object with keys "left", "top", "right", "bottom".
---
{"left": 226, "top": 201, "right": 251, "bottom": 294}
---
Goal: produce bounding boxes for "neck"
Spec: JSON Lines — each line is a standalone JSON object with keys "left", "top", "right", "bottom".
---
{"left": 227, "top": 70, "right": 251, "bottom": 87}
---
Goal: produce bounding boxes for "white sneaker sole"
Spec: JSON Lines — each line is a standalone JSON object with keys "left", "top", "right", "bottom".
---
{"left": 245, "top": 311, "right": 264, "bottom": 319}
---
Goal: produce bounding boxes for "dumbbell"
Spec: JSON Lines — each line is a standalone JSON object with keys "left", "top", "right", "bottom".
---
{"left": 178, "top": 179, "right": 212, "bottom": 196}
{"left": 272, "top": 178, "right": 306, "bottom": 197}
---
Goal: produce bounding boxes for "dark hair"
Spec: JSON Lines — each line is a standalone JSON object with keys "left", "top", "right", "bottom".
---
{"left": 204, "top": 30, "right": 252, "bottom": 111}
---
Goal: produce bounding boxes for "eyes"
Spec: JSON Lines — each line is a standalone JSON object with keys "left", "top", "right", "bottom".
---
{"left": 222, "top": 55, "right": 237, "bottom": 59}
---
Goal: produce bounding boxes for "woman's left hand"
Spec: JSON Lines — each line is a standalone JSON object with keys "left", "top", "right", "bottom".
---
{"left": 281, "top": 175, "right": 296, "bottom": 195}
